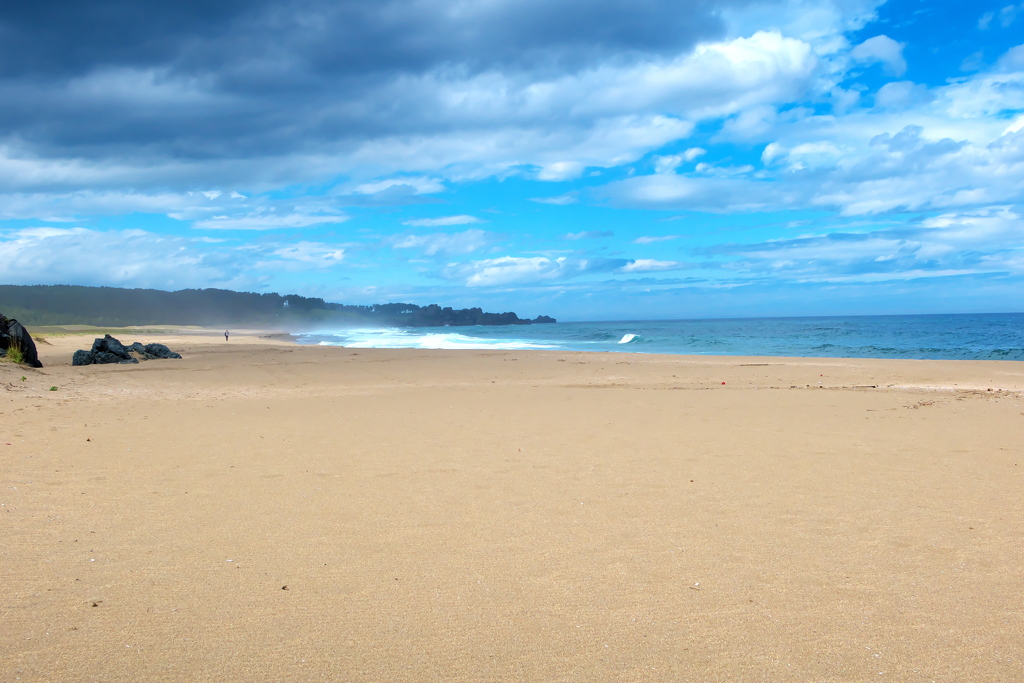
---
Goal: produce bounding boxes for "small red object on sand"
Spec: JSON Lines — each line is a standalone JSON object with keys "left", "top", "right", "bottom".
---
{"left": 721, "top": 382, "right": 726, "bottom": 385}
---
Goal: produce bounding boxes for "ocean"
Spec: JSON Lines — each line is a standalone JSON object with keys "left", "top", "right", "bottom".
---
{"left": 295, "top": 312, "right": 1024, "bottom": 361}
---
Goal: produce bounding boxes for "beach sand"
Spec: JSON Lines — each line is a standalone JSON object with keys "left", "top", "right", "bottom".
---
{"left": 3, "top": 330, "right": 1023, "bottom": 681}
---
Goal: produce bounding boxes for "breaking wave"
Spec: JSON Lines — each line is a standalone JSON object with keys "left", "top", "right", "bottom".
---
{"left": 300, "top": 328, "right": 557, "bottom": 350}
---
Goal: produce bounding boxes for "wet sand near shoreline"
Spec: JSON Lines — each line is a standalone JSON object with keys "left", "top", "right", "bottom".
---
{"left": 3, "top": 331, "right": 1024, "bottom": 681}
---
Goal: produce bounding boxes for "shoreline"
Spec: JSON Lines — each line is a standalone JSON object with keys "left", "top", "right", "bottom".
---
{"left": 15, "top": 327, "right": 1024, "bottom": 395}
{"left": 21, "top": 322, "right": 1024, "bottom": 370}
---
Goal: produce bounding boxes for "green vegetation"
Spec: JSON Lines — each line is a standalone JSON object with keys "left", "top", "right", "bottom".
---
{"left": 49, "top": 386, "right": 58, "bottom": 391}
{"left": 3, "top": 342, "right": 25, "bottom": 364}
{"left": 0, "top": 285, "right": 555, "bottom": 328}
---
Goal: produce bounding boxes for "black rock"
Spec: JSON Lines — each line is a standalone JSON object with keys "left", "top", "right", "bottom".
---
{"left": 73, "top": 334, "right": 180, "bottom": 365}
{"left": 142, "top": 343, "right": 182, "bottom": 359}
{"left": 91, "top": 334, "right": 133, "bottom": 361}
{"left": 0, "top": 313, "right": 43, "bottom": 367}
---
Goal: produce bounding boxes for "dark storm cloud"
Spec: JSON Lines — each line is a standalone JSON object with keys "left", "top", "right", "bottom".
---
{"left": 0, "top": 0, "right": 746, "bottom": 164}
{"left": 3, "top": 0, "right": 735, "bottom": 78}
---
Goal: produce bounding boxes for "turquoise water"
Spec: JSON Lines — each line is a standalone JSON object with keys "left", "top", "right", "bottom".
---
{"left": 296, "top": 312, "right": 1024, "bottom": 361}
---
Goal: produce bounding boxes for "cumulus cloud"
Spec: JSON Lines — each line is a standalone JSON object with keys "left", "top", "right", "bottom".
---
{"left": 271, "top": 242, "right": 346, "bottom": 268}
{"left": 606, "top": 45, "right": 1024, "bottom": 217}
{"left": 0, "top": 0, "right": 828, "bottom": 199}
{"left": 352, "top": 177, "right": 446, "bottom": 196}
{"left": 530, "top": 193, "right": 578, "bottom": 205}
{"left": 0, "top": 0, "right": 766, "bottom": 194}
{"left": 442, "top": 256, "right": 625, "bottom": 286}
{"left": 192, "top": 212, "right": 349, "bottom": 230}
{"left": 851, "top": 35, "right": 906, "bottom": 76}
{"left": 695, "top": 207, "right": 1024, "bottom": 282}
{"left": 402, "top": 215, "right": 483, "bottom": 227}
{"left": 0, "top": 227, "right": 251, "bottom": 288}
{"left": 3, "top": 0, "right": 1018, "bottom": 308}
{"left": 0, "top": 225, "right": 364, "bottom": 288}
{"left": 3, "top": 0, "right": 741, "bottom": 82}
{"left": 653, "top": 147, "right": 706, "bottom": 173}
{"left": 874, "top": 81, "right": 933, "bottom": 109}
{"left": 436, "top": 253, "right": 699, "bottom": 285}
{"left": 391, "top": 229, "right": 493, "bottom": 256}
{"left": 619, "top": 259, "right": 692, "bottom": 273}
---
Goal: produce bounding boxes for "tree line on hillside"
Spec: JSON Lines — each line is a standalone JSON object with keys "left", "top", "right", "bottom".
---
{"left": 0, "top": 285, "right": 556, "bottom": 328}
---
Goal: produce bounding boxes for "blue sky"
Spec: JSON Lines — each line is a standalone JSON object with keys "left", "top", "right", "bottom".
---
{"left": 0, "top": 0, "right": 1022, "bottom": 321}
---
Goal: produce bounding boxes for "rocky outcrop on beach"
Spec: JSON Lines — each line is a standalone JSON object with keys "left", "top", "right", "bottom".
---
{"left": 0, "top": 313, "right": 43, "bottom": 368}
{"left": 128, "top": 341, "right": 181, "bottom": 359}
{"left": 72, "top": 334, "right": 182, "bottom": 366}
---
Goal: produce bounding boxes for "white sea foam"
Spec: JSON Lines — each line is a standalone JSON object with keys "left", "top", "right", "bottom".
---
{"left": 303, "top": 327, "right": 558, "bottom": 350}
{"left": 618, "top": 333, "right": 638, "bottom": 344}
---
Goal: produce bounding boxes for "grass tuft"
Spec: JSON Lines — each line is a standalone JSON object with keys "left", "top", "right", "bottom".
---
{"left": 3, "top": 343, "right": 25, "bottom": 365}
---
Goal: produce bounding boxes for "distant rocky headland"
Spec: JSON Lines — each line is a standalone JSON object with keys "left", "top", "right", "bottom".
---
{"left": 0, "top": 285, "right": 556, "bottom": 328}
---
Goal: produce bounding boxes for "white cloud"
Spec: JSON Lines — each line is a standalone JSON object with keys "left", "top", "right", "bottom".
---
{"left": 0, "top": 227, "right": 251, "bottom": 288}
{"left": 0, "top": 14, "right": 833, "bottom": 199}
{"left": 851, "top": 35, "right": 906, "bottom": 76}
{"left": 693, "top": 207, "right": 1024, "bottom": 283}
{"left": 653, "top": 148, "right": 706, "bottom": 174}
{"left": 619, "top": 259, "right": 691, "bottom": 273}
{"left": 605, "top": 173, "right": 785, "bottom": 212}
{"left": 439, "top": 254, "right": 699, "bottom": 286}
{"left": 530, "top": 193, "right": 578, "bottom": 205}
{"left": 720, "top": 105, "right": 778, "bottom": 139}
{"left": 722, "top": 0, "right": 883, "bottom": 50}
{"left": 874, "top": 81, "right": 933, "bottom": 109}
{"left": 402, "top": 215, "right": 482, "bottom": 227}
{"left": 998, "top": 3, "right": 1023, "bottom": 27}
{"left": 770, "top": 140, "right": 846, "bottom": 170}
{"left": 352, "top": 177, "right": 446, "bottom": 195}
{"left": 634, "top": 235, "right": 681, "bottom": 244}
{"left": 392, "top": 229, "right": 493, "bottom": 255}
{"left": 564, "top": 230, "right": 613, "bottom": 240}
{"left": 537, "top": 161, "right": 585, "bottom": 181}
{"left": 193, "top": 212, "right": 349, "bottom": 230}
{"left": 653, "top": 156, "right": 683, "bottom": 174}
{"left": 608, "top": 43, "right": 1024, "bottom": 217}
{"left": 1005, "top": 114, "right": 1024, "bottom": 135}
{"left": 442, "top": 256, "right": 614, "bottom": 286}
{"left": 271, "top": 242, "right": 346, "bottom": 267}
{"left": 0, "top": 189, "right": 214, "bottom": 221}
{"left": 567, "top": 31, "right": 817, "bottom": 121}
{"left": 444, "top": 256, "right": 565, "bottom": 286}
{"left": 960, "top": 51, "right": 985, "bottom": 73}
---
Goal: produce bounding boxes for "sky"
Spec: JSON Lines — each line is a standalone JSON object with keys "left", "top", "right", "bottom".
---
{"left": 0, "top": 0, "right": 1022, "bottom": 321}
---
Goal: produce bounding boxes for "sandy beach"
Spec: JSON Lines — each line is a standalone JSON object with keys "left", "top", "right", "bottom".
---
{"left": 3, "top": 330, "right": 1023, "bottom": 681}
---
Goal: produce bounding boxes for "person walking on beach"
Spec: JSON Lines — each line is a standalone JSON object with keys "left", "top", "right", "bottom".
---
{"left": 225, "top": 330, "right": 229, "bottom": 341}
